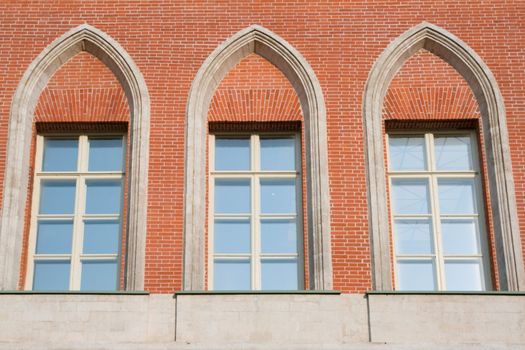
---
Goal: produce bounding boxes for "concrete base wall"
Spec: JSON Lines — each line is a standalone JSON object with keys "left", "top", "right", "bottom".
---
{"left": 0, "top": 293, "right": 524, "bottom": 348}
{"left": 368, "top": 294, "right": 525, "bottom": 345}
{"left": 0, "top": 294, "right": 175, "bottom": 344}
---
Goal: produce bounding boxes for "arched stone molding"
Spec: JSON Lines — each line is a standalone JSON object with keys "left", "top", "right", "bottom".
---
{"left": 364, "top": 21, "right": 525, "bottom": 291}
{"left": 184, "top": 25, "right": 332, "bottom": 290}
{"left": 0, "top": 24, "right": 150, "bottom": 291}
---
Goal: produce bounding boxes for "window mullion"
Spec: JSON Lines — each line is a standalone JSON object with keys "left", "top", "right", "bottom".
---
{"left": 208, "top": 134, "right": 215, "bottom": 290}
{"left": 427, "top": 133, "right": 445, "bottom": 291}
{"left": 70, "top": 136, "right": 87, "bottom": 290}
{"left": 252, "top": 134, "right": 260, "bottom": 290}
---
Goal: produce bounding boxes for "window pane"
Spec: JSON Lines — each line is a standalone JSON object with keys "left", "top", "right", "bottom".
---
{"left": 85, "top": 180, "right": 122, "bottom": 214}
{"left": 42, "top": 139, "right": 78, "bottom": 172}
{"left": 81, "top": 260, "right": 118, "bottom": 291}
{"left": 444, "top": 260, "right": 483, "bottom": 291}
{"left": 88, "top": 138, "right": 124, "bottom": 172}
{"left": 213, "top": 259, "right": 251, "bottom": 290}
{"left": 441, "top": 219, "right": 480, "bottom": 255}
{"left": 214, "top": 219, "right": 250, "bottom": 254}
{"left": 261, "top": 219, "right": 297, "bottom": 254}
{"left": 35, "top": 220, "right": 73, "bottom": 254}
{"left": 214, "top": 179, "right": 251, "bottom": 214}
{"left": 83, "top": 220, "right": 120, "bottom": 254}
{"left": 261, "top": 259, "right": 298, "bottom": 290}
{"left": 260, "top": 138, "right": 296, "bottom": 171}
{"left": 435, "top": 136, "right": 473, "bottom": 171}
{"left": 391, "top": 179, "right": 430, "bottom": 215}
{"left": 39, "top": 180, "right": 76, "bottom": 214}
{"left": 215, "top": 138, "right": 250, "bottom": 171}
{"left": 394, "top": 219, "right": 433, "bottom": 255}
{"left": 33, "top": 261, "right": 70, "bottom": 291}
{"left": 396, "top": 260, "right": 436, "bottom": 291}
{"left": 388, "top": 136, "right": 426, "bottom": 171}
{"left": 260, "top": 179, "right": 296, "bottom": 214}
{"left": 438, "top": 179, "right": 476, "bottom": 214}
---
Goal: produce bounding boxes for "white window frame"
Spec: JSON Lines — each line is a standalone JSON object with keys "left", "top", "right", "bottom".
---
{"left": 25, "top": 134, "right": 126, "bottom": 291}
{"left": 386, "top": 130, "right": 492, "bottom": 291}
{"left": 208, "top": 133, "right": 304, "bottom": 290}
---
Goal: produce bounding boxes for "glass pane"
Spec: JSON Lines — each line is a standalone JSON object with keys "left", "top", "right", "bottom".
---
{"left": 88, "top": 138, "right": 124, "bottom": 172}
{"left": 81, "top": 260, "right": 118, "bottom": 291}
{"left": 215, "top": 138, "right": 250, "bottom": 171}
{"left": 444, "top": 260, "right": 483, "bottom": 291}
{"left": 85, "top": 180, "right": 122, "bottom": 214}
{"left": 214, "top": 179, "right": 251, "bottom": 214}
{"left": 39, "top": 180, "right": 76, "bottom": 214}
{"left": 261, "top": 259, "right": 298, "bottom": 290}
{"left": 260, "top": 138, "right": 296, "bottom": 171}
{"left": 261, "top": 219, "right": 297, "bottom": 254}
{"left": 213, "top": 259, "right": 251, "bottom": 290}
{"left": 391, "top": 179, "right": 430, "bottom": 215}
{"left": 435, "top": 136, "right": 474, "bottom": 171}
{"left": 83, "top": 220, "right": 120, "bottom": 254}
{"left": 442, "top": 219, "right": 480, "bottom": 255}
{"left": 396, "top": 260, "right": 436, "bottom": 291}
{"left": 260, "top": 179, "right": 296, "bottom": 214}
{"left": 42, "top": 139, "right": 78, "bottom": 172}
{"left": 394, "top": 219, "right": 433, "bottom": 255}
{"left": 35, "top": 220, "right": 73, "bottom": 254}
{"left": 388, "top": 136, "right": 426, "bottom": 171}
{"left": 214, "top": 219, "right": 250, "bottom": 254}
{"left": 33, "top": 260, "right": 70, "bottom": 291}
{"left": 438, "top": 179, "right": 476, "bottom": 214}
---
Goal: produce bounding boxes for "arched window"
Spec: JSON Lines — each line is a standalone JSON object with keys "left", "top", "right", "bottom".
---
{"left": 363, "top": 22, "right": 525, "bottom": 291}
{"left": 0, "top": 24, "right": 150, "bottom": 291}
{"left": 184, "top": 25, "right": 332, "bottom": 290}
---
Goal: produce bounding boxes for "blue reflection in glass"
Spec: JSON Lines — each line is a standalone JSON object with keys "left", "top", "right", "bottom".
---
{"left": 441, "top": 219, "right": 479, "bottom": 255}
{"left": 215, "top": 138, "right": 250, "bottom": 171}
{"left": 83, "top": 220, "right": 120, "bottom": 254}
{"left": 214, "top": 259, "right": 251, "bottom": 290}
{"left": 261, "top": 259, "right": 298, "bottom": 290}
{"left": 214, "top": 179, "right": 251, "bottom": 214}
{"left": 260, "top": 138, "right": 296, "bottom": 171}
{"left": 388, "top": 136, "right": 426, "bottom": 171}
{"left": 36, "top": 220, "right": 73, "bottom": 254}
{"left": 394, "top": 219, "right": 433, "bottom": 255}
{"left": 33, "top": 261, "right": 70, "bottom": 291}
{"left": 397, "top": 260, "right": 436, "bottom": 291}
{"left": 261, "top": 219, "right": 297, "bottom": 254}
{"left": 88, "top": 138, "right": 124, "bottom": 172}
{"left": 445, "top": 260, "right": 483, "bottom": 291}
{"left": 43, "top": 139, "right": 78, "bottom": 172}
{"left": 438, "top": 179, "right": 476, "bottom": 214}
{"left": 81, "top": 260, "right": 118, "bottom": 291}
{"left": 214, "top": 220, "right": 250, "bottom": 254}
{"left": 39, "top": 181, "right": 76, "bottom": 214}
{"left": 86, "top": 180, "right": 122, "bottom": 214}
{"left": 260, "top": 179, "right": 296, "bottom": 214}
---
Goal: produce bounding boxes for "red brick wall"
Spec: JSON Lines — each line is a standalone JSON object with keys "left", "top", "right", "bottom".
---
{"left": 0, "top": 1, "right": 523, "bottom": 293}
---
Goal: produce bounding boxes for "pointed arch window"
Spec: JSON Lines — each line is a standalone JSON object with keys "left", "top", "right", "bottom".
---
{"left": 0, "top": 25, "right": 150, "bottom": 291}
{"left": 184, "top": 25, "right": 332, "bottom": 291}
{"left": 364, "top": 22, "right": 525, "bottom": 291}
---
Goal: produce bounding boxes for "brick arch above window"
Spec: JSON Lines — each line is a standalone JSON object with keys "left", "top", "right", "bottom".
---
{"left": 363, "top": 21, "right": 525, "bottom": 291}
{"left": 184, "top": 25, "right": 332, "bottom": 291}
{"left": 0, "top": 24, "right": 150, "bottom": 291}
